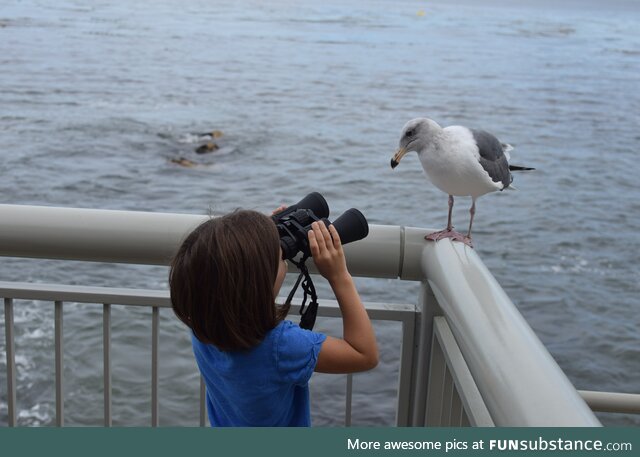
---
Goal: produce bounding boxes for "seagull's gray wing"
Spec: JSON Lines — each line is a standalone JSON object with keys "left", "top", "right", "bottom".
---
{"left": 470, "top": 129, "right": 512, "bottom": 189}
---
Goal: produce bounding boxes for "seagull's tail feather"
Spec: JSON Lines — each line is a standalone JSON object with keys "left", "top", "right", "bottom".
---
{"left": 502, "top": 143, "right": 514, "bottom": 160}
{"left": 509, "top": 164, "right": 535, "bottom": 171}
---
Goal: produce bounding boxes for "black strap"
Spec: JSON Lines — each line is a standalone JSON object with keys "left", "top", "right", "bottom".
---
{"left": 285, "top": 255, "right": 319, "bottom": 330}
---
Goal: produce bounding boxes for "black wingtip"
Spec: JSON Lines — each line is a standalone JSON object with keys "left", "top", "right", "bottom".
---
{"left": 509, "top": 165, "right": 535, "bottom": 171}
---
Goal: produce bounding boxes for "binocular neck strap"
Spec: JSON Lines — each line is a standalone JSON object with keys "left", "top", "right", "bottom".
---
{"left": 285, "top": 255, "right": 319, "bottom": 330}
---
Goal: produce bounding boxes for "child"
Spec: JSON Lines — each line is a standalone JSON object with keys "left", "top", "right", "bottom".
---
{"left": 169, "top": 209, "right": 378, "bottom": 427}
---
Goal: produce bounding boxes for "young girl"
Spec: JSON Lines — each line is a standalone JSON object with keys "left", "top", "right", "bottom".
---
{"left": 169, "top": 209, "right": 378, "bottom": 427}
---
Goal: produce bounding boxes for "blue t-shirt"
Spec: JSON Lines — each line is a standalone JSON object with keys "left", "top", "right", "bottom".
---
{"left": 191, "top": 320, "right": 326, "bottom": 427}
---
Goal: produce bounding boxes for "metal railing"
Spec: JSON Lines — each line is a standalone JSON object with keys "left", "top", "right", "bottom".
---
{"left": 1, "top": 281, "right": 416, "bottom": 427}
{"left": 0, "top": 203, "right": 615, "bottom": 426}
{"left": 425, "top": 317, "right": 493, "bottom": 426}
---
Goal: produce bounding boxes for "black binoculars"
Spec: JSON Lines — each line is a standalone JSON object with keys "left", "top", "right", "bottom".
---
{"left": 272, "top": 192, "right": 369, "bottom": 260}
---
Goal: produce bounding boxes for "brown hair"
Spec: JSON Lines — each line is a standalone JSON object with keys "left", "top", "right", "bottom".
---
{"left": 169, "top": 210, "right": 289, "bottom": 351}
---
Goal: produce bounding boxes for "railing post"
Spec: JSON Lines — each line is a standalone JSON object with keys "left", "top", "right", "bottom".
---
{"left": 151, "top": 306, "right": 159, "bottom": 427}
{"left": 54, "top": 300, "right": 64, "bottom": 426}
{"left": 450, "top": 386, "right": 464, "bottom": 426}
{"left": 345, "top": 374, "right": 353, "bottom": 427}
{"left": 199, "top": 377, "right": 206, "bottom": 427}
{"left": 4, "top": 298, "right": 17, "bottom": 426}
{"left": 103, "top": 304, "right": 112, "bottom": 426}
{"left": 410, "top": 281, "right": 441, "bottom": 426}
{"left": 395, "top": 310, "right": 417, "bottom": 426}
{"left": 425, "top": 329, "right": 446, "bottom": 426}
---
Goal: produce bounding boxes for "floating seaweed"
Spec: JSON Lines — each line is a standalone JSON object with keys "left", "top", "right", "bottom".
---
{"left": 197, "top": 130, "right": 223, "bottom": 139}
{"left": 195, "top": 142, "right": 220, "bottom": 154}
{"left": 169, "top": 128, "right": 225, "bottom": 167}
{"left": 170, "top": 157, "right": 197, "bottom": 168}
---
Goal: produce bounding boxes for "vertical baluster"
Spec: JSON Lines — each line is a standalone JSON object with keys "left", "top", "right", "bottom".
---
{"left": 151, "top": 306, "right": 159, "bottom": 427}
{"left": 461, "top": 410, "right": 471, "bottom": 427}
{"left": 103, "top": 304, "right": 112, "bottom": 427}
{"left": 396, "top": 316, "right": 416, "bottom": 426}
{"left": 411, "top": 282, "right": 440, "bottom": 426}
{"left": 345, "top": 374, "right": 353, "bottom": 427}
{"left": 55, "top": 300, "right": 64, "bottom": 426}
{"left": 425, "top": 334, "right": 446, "bottom": 426}
{"left": 450, "top": 384, "right": 463, "bottom": 426}
{"left": 441, "top": 367, "right": 454, "bottom": 425}
{"left": 200, "top": 376, "right": 206, "bottom": 427}
{"left": 4, "top": 298, "right": 17, "bottom": 426}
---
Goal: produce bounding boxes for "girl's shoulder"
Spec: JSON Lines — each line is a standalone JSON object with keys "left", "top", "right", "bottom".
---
{"left": 273, "top": 320, "right": 326, "bottom": 385}
{"left": 273, "top": 319, "right": 325, "bottom": 344}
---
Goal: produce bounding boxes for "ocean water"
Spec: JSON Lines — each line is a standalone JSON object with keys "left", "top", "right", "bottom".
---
{"left": 0, "top": 0, "right": 639, "bottom": 426}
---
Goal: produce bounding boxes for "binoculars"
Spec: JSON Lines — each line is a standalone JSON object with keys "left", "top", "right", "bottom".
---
{"left": 272, "top": 192, "right": 369, "bottom": 260}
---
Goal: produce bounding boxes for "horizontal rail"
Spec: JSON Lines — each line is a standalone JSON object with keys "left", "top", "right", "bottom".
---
{"left": 0, "top": 204, "right": 428, "bottom": 280}
{"left": 579, "top": 390, "right": 640, "bottom": 414}
{"left": 0, "top": 281, "right": 417, "bottom": 321}
{"left": 0, "top": 281, "right": 170, "bottom": 307}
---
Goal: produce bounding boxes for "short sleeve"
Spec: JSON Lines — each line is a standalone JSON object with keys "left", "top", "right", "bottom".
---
{"left": 275, "top": 320, "right": 326, "bottom": 386}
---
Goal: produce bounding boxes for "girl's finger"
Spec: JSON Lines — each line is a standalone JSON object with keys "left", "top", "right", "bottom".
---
{"left": 319, "top": 221, "right": 333, "bottom": 248}
{"left": 328, "top": 224, "right": 341, "bottom": 249}
{"left": 308, "top": 229, "right": 320, "bottom": 257}
{"left": 312, "top": 222, "right": 326, "bottom": 251}
{"left": 271, "top": 205, "right": 287, "bottom": 216}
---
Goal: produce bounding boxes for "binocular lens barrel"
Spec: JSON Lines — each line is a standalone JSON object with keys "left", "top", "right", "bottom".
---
{"left": 327, "top": 208, "right": 369, "bottom": 245}
{"left": 289, "top": 192, "right": 329, "bottom": 219}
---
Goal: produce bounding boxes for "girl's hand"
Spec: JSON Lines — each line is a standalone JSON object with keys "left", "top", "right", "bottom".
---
{"left": 308, "top": 221, "right": 349, "bottom": 284}
{"left": 271, "top": 205, "right": 287, "bottom": 216}
{"left": 310, "top": 221, "right": 378, "bottom": 374}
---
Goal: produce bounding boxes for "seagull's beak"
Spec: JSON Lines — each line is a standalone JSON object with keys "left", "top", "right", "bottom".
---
{"left": 390, "top": 146, "right": 407, "bottom": 169}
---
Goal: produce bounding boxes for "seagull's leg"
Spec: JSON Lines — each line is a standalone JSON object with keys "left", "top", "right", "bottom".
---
{"left": 446, "top": 194, "right": 454, "bottom": 231}
{"left": 425, "top": 195, "right": 467, "bottom": 243}
{"left": 462, "top": 198, "right": 476, "bottom": 248}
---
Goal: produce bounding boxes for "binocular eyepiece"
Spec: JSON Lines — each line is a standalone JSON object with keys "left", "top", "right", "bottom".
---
{"left": 272, "top": 192, "right": 369, "bottom": 260}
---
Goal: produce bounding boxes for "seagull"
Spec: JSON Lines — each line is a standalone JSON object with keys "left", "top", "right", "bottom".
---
{"left": 390, "top": 118, "right": 534, "bottom": 247}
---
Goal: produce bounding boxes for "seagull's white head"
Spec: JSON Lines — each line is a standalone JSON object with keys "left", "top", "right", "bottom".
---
{"left": 390, "top": 118, "right": 442, "bottom": 169}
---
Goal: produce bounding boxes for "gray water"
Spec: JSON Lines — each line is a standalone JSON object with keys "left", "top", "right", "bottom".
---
{"left": 1, "top": 0, "right": 639, "bottom": 426}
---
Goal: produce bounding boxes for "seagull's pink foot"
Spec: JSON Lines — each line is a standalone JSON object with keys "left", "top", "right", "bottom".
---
{"left": 425, "top": 229, "right": 465, "bottom": 242}
{"left": 425, "top": 229, "right": 474, "bottom": 248}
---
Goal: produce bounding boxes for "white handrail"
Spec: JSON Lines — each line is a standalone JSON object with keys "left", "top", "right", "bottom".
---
{"left": 422, "top": 241, "right": 600, "bottom": 426}
{"left": 0, "top": 204, "right": 207, "bottom": 266}
{"left": 0, "top": 204, "right": 412, "bottom": 278}
{"left": 579, "top": 390, "right": 640, "bottom": 414}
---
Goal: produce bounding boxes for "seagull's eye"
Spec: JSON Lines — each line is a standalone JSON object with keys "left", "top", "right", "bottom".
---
{"left": 406, "top": 129, "right": 414, "bottom": 138}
